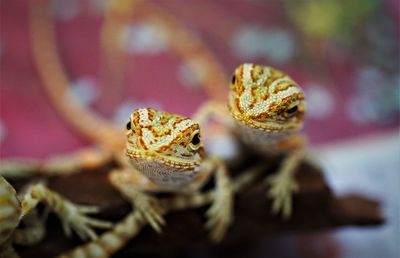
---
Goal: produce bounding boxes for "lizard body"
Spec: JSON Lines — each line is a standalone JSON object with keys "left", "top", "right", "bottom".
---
{"left": 195, "top": 63, "right": 307, "bottom": 218}
{"left": 229, "top": 63, "right": 307, "bottom": 218}
{"left": 108, "top": 108, "right": 232, "bottom": 237}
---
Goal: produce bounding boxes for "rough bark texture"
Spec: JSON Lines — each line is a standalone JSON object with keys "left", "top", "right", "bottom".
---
{"left": 11, "top": 151, "right": 383, "bottom": 258}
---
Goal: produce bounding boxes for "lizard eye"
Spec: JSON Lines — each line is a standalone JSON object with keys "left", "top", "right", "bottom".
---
{"left": 284, "top": 105, "right": 298, "bottom": 118}
{"left": 231, "top": 74, "right": 236, "bottom": 84}
{"left": 189, "top": 132, "right": 201, "bottom": 150}
{"left": 126, "top": 121, "right": 132, "bottom": 130}
{"left": 191, "top": 133, "right": 200, "bottom": 145}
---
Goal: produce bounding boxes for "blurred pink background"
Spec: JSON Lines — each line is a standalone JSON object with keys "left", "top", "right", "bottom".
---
{"left": 1, "top": 0, "right": 399, "bottom": 158}
{"left": 0, "top": 1, "right": 399, "bottom": 258}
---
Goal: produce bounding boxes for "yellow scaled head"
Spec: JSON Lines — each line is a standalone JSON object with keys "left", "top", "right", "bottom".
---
{"left": 228, "top": 63, "right": 306, "bottom": 132}
{"left": 125, "top": 108, "right": 204, "bottom": 170}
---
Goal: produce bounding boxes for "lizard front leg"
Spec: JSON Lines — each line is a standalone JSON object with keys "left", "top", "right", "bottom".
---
{"left": 109, "top": 169, "right": 165, "bottom": 233}
{"left": 202, "top": 156, "right": 233, "bottom": 242}
{"left": 265, "top": 136, "right": 306, "bottom": 219}
{"left": 57, "top": 166, "right": 264, "bottom": 258}
{"left": 20, "top": 183, "right": 113, "bottom": 241}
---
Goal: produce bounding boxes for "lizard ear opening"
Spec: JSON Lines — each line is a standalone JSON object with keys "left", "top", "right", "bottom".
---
{"left": 231, "top": 74, "right": 236, "bottom": 84}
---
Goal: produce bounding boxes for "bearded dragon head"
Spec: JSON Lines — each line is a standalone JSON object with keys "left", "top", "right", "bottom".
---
{"left": 125, "top": 108, "right": 204, "bottom": 188}
{"left": 228, "top": 63, "right": 306, "bottom": 133}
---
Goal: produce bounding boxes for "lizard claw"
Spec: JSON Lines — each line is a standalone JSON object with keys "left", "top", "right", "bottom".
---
{"left": 133, "top": 192, "right": 165, "bottom": 233}
{"left": 265, "top": 173, "right": 299, "bottom": 219}
{"left": 59, "top": 202, "right": 113, "bottom": 241}
{"left": 205, "top": 186, "right": 233, "bottom": 243}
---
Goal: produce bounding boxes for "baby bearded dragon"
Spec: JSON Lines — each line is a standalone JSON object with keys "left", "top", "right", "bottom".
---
{"left": 0, "top": 176, "right": 112, "bottom": 257}
{"left": 195, "top": 63, "right": 306, "bottom": 219}
{"left": 108, "top": 107, "right": 233, "bottom": 242}
{"left": 228, "top": 63, "right": 306, "bottom": 218}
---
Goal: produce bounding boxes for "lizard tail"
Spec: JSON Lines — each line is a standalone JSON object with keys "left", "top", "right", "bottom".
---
{"left": 55, "top": 194, "right": 212, "bottom": 258}
{"left": 0, "top": 148, "right": 113, "bottom": 178}
{"left": 29, "top": 0, "right": 124, "bottom": 151}
{"left": 139, "top": 1, "right": 229, "bottom": 102}
{"left": 57, "top": 211, "right": 145, "bottom": 258}
{"left": 30, "top": 0, "right": 229, "bottom": 151}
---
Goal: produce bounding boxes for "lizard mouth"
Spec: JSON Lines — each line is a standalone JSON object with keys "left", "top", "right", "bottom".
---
{"left": 125, "top": 148, "right": 202, "bottom": 169}
{"left": 232, "top": 112, "right": 303, "bottom": 132}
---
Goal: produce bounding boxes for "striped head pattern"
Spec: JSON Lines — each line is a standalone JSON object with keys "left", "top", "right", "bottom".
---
{"left": 228, "top": 63, "right": 306, "bottom": 133}
{"left": 125, "top": 108, "right": 204, "bottom": 186}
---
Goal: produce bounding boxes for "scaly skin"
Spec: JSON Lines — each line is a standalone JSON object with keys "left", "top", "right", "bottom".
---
{"left": 0, "top": 176, "right": 112, "bottom": 258}
{"left": 0, "top": 177, "right": 20, "bottom": 249}
{"left": 195, "top": 63, "right": 307, "bottom": 219}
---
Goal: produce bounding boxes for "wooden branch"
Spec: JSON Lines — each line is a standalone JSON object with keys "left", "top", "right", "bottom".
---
{"left": 12, "top": 153, "right": 383, "bottom": 258}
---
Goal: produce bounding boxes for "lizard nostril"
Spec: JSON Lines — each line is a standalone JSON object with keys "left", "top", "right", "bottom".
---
{"left": 231, "top": 74, "right": 236, "bottom": 84}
